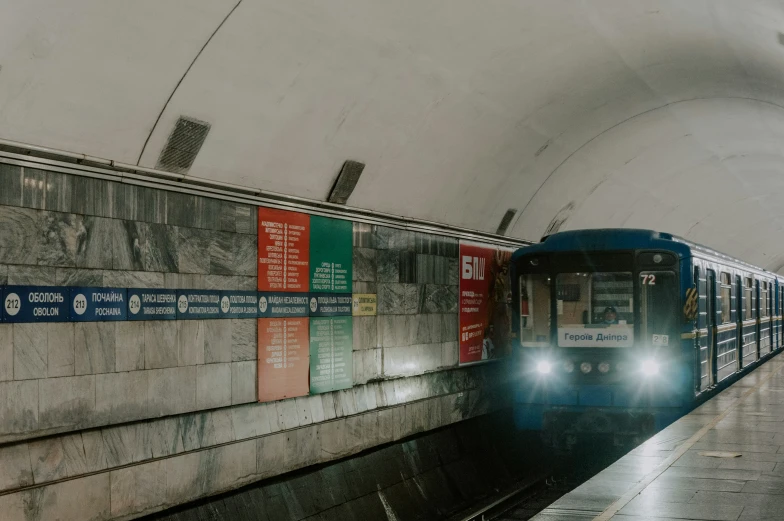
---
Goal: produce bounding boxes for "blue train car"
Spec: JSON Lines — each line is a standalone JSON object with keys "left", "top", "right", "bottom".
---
{"left": 511, "top": 229, "right": 783, "bottom": 449}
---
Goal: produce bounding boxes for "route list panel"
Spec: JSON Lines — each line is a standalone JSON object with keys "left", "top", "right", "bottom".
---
{"left": 257, "top": 317, "right": 310, "bottom": 401}
{"left": 258, "top": 208, "right": 310, "bottom": 292}
{"left": 309, "top": 316, "right": 353, "bottom": 394}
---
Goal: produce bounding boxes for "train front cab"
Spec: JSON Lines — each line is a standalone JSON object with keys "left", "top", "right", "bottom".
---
{"left": 513, "top": 247, "right": 692, "bottom": 448}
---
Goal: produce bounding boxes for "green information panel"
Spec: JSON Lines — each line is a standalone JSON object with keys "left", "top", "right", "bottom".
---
{"left": 309, "top": 216, "right": 352, "bottom": 293}
{"left": 309, "top": 316, "right": 353, "bottom": 393}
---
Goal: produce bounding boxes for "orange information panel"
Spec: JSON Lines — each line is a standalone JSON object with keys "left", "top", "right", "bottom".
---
{"left": 257, "top": 317, "right": 310, "bottom": 402}
{"left": 258, "top": 208, "right": 310, "bottom": 292}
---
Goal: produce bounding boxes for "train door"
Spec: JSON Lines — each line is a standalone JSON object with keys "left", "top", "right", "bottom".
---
{"left": 707, "top": 270, "right": 718, "bottom": 386}
{"left": 736, "top": 275, "right": 743, "bottom": 371}
{"left": 756, "top": 280, "right": 762, "bottom": 361}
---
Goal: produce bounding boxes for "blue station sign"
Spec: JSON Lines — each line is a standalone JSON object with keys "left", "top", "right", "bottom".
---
{"left": 220, "top": 291, "right": 259, "bottom": 319}
{"left": 3, "top": 286, "right": 70, "bottom": 323}
{"left": 258, "top": 292, "right": 309, "bottom": 318}
{"left": 308, "top": 293, "right": 352, "bottom": 317}
{"left": 69, "top": 287, "right": 127, "bottom": 322}
{"left": 127, "top": 288, "right": 177, "bottom": 321}
{"left": 176, "top": 290, "right": 222, "bottom": 320}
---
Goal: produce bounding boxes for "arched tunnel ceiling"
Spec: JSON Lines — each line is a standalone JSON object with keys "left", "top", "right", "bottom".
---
{"left": 3, "top": 1, "right": 784, "bottom": 268}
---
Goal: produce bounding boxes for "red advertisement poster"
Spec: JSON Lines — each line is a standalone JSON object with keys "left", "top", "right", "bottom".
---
{"left": 258, "top": 208, "right": 310, "bottom": 292}
{"left": 257, "top": 317, "right": 310, "bottom": 402}
{"left": 459, "top": 241, "right": 515, "bottom": 364}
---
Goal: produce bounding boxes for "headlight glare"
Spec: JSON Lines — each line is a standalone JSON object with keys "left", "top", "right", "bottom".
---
{"left": 536, "top": 360, "right": 552, "bottom": 374}
{"left": 580, "top": 362, "right": 592, "bottom": 374}
{"left": 598, "top": 361, "right": 610, "bottom": 374}
{"left": 641, "top": 359, "right": 659, "bottom": 376}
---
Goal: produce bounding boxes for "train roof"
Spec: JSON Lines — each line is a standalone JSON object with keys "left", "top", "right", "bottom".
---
{"left": 512, "top": 228, "right": 776, "bottom": 278}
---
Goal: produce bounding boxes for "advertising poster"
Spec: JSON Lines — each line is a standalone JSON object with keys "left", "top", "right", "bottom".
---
{"left": 257, "top": 317, "right": 310, "bottom": 401}
{"left": 459, "top": 241, "right": 515, "bottom": 364}
{"left": 309, "top": 216, "right": 352, "bottom": 293}
{"left": 309, "top": 316, "right": 353, "bottom": 394}
{"left": 258, "top": 208, "right": 310, "bottom": 292}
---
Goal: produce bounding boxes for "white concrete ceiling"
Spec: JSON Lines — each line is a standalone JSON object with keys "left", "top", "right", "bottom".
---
{"left": 4, "top": 1, "right": 784, "bottom": 268}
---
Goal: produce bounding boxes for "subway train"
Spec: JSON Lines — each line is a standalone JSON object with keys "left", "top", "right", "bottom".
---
{"left": 511, "top": 229, "right": 782, "bottom": 449}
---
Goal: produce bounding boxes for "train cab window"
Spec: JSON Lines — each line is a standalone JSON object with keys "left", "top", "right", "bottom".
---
{"left": 640, "top": 271, "right": 678, "bottom": 346}
{"left": 519, "top": 274, "right": 551, "bottom": 346}
{"left": 744, "top": 278, "right": 754, "bottom": 320}
{"left": 555, "top": 272, "right": 633, "bottom": 347}
{"left": 761, "top": 281, "right": 769, "bottom": 318}
{"left": 720, "top": 273, "right": 731, "bottom": 324}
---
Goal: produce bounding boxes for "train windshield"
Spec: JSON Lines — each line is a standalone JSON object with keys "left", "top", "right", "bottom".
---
{"left": 555, "top": 272, "right": 634, "bottom": 347}
{"left": 519, "top": 274, "right": 551, "bottom": 347}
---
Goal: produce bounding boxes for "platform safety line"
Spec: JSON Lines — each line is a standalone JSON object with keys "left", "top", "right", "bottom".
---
{"left": 592, "top": 359, "right": 784, "bottom": 521}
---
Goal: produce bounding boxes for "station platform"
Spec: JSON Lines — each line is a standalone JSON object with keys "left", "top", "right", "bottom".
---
{"left": 531, "top": 356, "right": 784, "bottom": 521}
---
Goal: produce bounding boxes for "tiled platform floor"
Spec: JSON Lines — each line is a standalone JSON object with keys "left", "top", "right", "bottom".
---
{"left": 532, "top": 356, "right": 784, "bottom": 521}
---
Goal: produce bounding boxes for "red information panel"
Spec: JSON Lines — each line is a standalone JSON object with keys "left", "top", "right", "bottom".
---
{"left": 459, "top": 241, "right": 515, "bottom": 364}
{"left": 258, "top": 208, "right": 310, "bottom": 292}
{"left": 258, "top": 317, "right": 310, "bottom": 402}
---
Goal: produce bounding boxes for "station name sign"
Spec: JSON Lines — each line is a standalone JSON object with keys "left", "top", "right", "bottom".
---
{"left": 0, "top": 285, "right": 354, "bottom": 323}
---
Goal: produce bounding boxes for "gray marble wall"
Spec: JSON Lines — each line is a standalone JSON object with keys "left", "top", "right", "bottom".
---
{"left": 352, "top": 223, "right": 459, "bottom": 382}
{"left": 0, "top": 161, "right": 512, "bottom": 521}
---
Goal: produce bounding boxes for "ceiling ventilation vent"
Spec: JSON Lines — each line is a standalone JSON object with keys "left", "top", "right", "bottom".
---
{"left": 327, "top": 160, "right": 365, "bottom": 204}
{"left": 156, "top": 116, "right": 211, "bottom": 174}
{"left": 496, "top": 209, "right": 517, "bottom": 236}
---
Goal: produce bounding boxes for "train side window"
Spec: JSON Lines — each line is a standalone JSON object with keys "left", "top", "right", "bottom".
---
{"left": 744, "top": 277, "right": 753, "bottom": 320}
{"left": 519, "top": 274, "right": 551, "bottom": 345}
{"left": 696, "top": 267, "right": 706, "bottom": 330}
{"left": 720, "top": 273, "right": 731, "bottom": 324}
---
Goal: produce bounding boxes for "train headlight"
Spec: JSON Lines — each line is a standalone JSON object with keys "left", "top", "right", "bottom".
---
{"left": 580, "top": 362, "right": 592, "bottom": 374}
{"left": 641, "top": 359, "right": 659, "bottom": 376}
{"left": 563, "top": 361, "right": 575, "bottom": 373}
{"left": 536, "top": 360, "right": 552, "bottom": 374}
{"left": 598, "top": 361, "right": 610, "bottom": 374}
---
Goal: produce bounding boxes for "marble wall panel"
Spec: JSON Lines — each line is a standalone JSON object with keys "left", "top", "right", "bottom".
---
{"left": 102, "top": 423, "right": 153, "bottom": 467}
{"left": 0, "top": 380, "right": 38, "bottom": 436}
{"left": 167, "top": 192, "right": 205, "bottom": 229}
{"left": 113, "top": 221, "right": 178, "bottom": 273}
{"left": 353, "top": 248, "right": 376, "bottom": 282}
{"left": 6, "top": 265, "right": 56, "bottom": 285}
{"left": 13, "top": 323, "right": 47, "bottom": 380}
{"left": 38, "top": 211, "right": 80, "bottom": 267}
{"left": 38, "top": 375, "right": 95, "bottom": 431}
{"left": 28, "top": 436, "right": 68, "bottom": 483}
{"left": 0, "top": 206, "right": 39, "bottom": 265}
{"left": 22, "top": 167, "right": 46, "bottom": 209}
{"left": 232, "top": 361, "right": 257, "bottom": 405}
{"left": 103, "top": 269, "right": 164, "bottom": 288}
{"left": 210, "top": 231, "right": 235, "bottom": 275}
{"left": 110, "top": 460, "right": 167, "bottom": 519}
{"left": 0, "top": 324, "right": 12, "bottom": 381}
{"left": 353, "top": 222, "right": 372, "bottom": 248}
{"left": 0, "top": 264, "right": 6, "bottom": 285}
{"left": 276, "top": 399, "right": 300, "bottom": 431}
{"left": 116, "top": 322, "right": 145, "bottom": 372}
{"left": 295, "top": 396, "right": 313, "bottom": 426}
{"left": 422, "top": 285, "right": 457, "bottom": 314}
{"left": 42, "top": 171, "right": 71, "bottom": 214}
{"left": 0, "top": 163, "right": 22, "bottom": 206}
{"left": 257, "top": 431, "right": 287, "bottom": 478}
{"left": 441, "top": 341, "right": 459, "bottom": 368}
{"left": 147, "top": 366, "right": 196, "bottom": 417}
{"left": 145, "top": 321, "right": 179, "bottom": 369}
{"left": 0, "top": 443, "right": 32, "bottom": 492}
{"left": 55, "top": 267, "right": 104, "bottom": 286}
{"left": 136, "top": 186, "right": 167, "bottom": 224}
{"left": 376, "top": 250, "right": 399, "bottom": 282}
{"left": 352, "top": 281, "right": 377, "bottom": 294}
{"left": 235, "top": 234, "right": 257, "bottom": 276}
{"left": 74, "top": 216, "right": 114, "bottom": 269}
{"left": 231, "top": 319, "right": 256, "bottom": 362}
{"left": 178, "top": 321, "right": 205, "bottom": 366}
{"left": 209, "top": 439, "right": 258, "bottom": 495}
{"left": 96, "top": 371, "right": 148, "bottom": 424}
{"left": 447, "top": 257, "right": 459, "bottom": 286}
{"left": 378, "top": 283, "right": 406, "bottom": 315}
{"left": 352, "top": 316, "right": 378, "bottom": 350}
{"left": 205, "top": 319, "right": 232, "bottom": 363}
{"left": 74, "top": 322, "right": 116, "bottom": 375}
{"left": 48, "top": 323, "right": 75, "bottom": 377}
{"left": 17, "top": 473, "right": 110, "bottom": 521}
{"left": 399, "top": 251, "right": 417, "bottom": 284}
{"left": 197, "top": 363, "right": 232, "bottom": 410}
{"left": 176, "top": 226, "right": 211, "bottom": 274}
